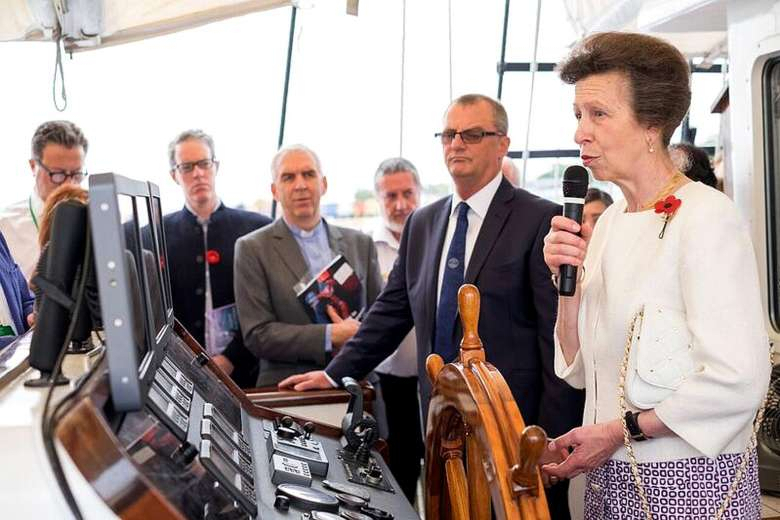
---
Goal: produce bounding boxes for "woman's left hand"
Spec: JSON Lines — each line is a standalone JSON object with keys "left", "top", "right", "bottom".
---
{"left": 541, "top": 420, "right": 623, "bottom": 480}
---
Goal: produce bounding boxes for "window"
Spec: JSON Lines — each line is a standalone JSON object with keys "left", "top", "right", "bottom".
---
{"left": 763, "top": 58, "right": 780, "bottom": 331}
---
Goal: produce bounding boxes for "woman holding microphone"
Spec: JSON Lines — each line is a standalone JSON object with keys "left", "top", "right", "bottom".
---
{"left": 542, "top": 32, "right": 770, "bottom": 519}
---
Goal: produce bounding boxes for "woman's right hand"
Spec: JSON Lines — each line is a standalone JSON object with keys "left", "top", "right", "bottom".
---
{"left": 541, "top": 420, "right": 623, "bottom": 480}
{"left": 543, "top": 215, "right": 590, "bottom": 275}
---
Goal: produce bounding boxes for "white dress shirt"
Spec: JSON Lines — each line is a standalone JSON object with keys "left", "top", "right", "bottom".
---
{"left": 0, "top": 192, "right": 43, "bottom": 281}
{"left": 372, "top": 224, "right": 417, "bottom": 377}
{"left": 436, "top": 171, "right": 503, "bottom": 304}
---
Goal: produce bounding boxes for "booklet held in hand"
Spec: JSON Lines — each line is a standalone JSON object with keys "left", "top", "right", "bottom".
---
{"left": 295, "top": 255, "right": 362, "bottom": 324}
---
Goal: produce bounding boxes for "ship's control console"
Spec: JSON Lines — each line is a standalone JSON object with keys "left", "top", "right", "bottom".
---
{"left": 115, "top": 328, "right": 415, "bottom": 520}
{"left": 51, "top": 173, "right": 418, "bottom": 519}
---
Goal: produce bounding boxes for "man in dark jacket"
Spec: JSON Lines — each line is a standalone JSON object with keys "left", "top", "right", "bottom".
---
{"left": 164, "top": 129, "right": 271, "bottom": 387}
{"left": 280, "top": 95, "right": 584, "bottom": 518}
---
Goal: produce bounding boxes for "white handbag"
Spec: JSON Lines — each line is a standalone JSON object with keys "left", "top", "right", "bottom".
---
{"left": 624, "top": 302, "right": 695, "bottom": 410}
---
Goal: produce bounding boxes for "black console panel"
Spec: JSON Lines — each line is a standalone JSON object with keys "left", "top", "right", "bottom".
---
{"left": 116, "top": 333, "right": 418, "bottom": 520}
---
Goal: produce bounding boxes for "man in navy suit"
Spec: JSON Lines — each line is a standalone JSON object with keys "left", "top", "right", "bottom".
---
{"left": 280, "top": 95, "right": 584, "bottom": 518}
{"left": 163, "top": 129, "right": 271, "bottom": 387}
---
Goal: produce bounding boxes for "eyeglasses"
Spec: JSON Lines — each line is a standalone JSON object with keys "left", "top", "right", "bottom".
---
{"left": 36, "top": 161, "right": 88, "bottom": 184}
{"left": 435, "top": 127, "right": 505, "bottom": 145}
{"left": 174, "top": 158, "right": 218, "bottom": 174}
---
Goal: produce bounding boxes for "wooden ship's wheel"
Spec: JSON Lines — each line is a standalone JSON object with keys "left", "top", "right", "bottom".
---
{"left": 425, "top": 284, "right": 551, "bottom": 520}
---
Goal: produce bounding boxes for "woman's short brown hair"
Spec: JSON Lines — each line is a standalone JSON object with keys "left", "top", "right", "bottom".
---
{"left": 558, "top": 32, "right": 691, "bottom": 145}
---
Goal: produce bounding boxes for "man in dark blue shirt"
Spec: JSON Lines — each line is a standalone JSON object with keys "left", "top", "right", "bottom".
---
{"left": 163, "top": 129, "right": 271, "bottom": 387}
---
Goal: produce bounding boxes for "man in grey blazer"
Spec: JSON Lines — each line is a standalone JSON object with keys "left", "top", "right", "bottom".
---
{"left": 234, "top": 144, "right": 383, "bottom": 386}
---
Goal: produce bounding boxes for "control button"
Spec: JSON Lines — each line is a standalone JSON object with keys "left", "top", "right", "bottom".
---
{"left": 340, "top": 511, "right": 374, "bottom": 520}
{"left": 276, "top": 483, "right": 339, "bottom": 513}
{"left": 277, "top": 417, "right": 300, "bottom": 439}
{"left": 366, "top": 465, "right": 383, "bottom": 485}
{"left": 309, "top": 513, "right": 343, "bottom": 520}
{"left": 337, "top": 492, "right": 367, "bottom": 509}
{"left": 273, "top": 495, "right": 290, "bottom": 511}
{"left": 321, "top": 479, "right": 370, "bottom": 502}
{"left": 359, "top": 505, "right": 394, "bottom": 519}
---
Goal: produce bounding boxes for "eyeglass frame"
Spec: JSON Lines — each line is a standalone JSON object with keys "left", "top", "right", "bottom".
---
{"left": 35, "top": 160, "right": 88, "bottom": 184}
{"left": 434, "top": 127, "right": 506, "bottom": 145}
{"left": 172, "top": 158, "right": 220, "bottom": 174}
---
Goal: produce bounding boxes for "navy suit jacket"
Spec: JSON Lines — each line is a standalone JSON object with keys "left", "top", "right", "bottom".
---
{"left": 164, "top": 204, "right": 272, "bottom": 386}
{"left": 326, "top": 177, "right": 584, "bottom": 438}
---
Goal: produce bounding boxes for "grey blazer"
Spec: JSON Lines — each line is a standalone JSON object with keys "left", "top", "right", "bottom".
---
{"left": 234, "top": 218, "right": 382, "bottom": 386}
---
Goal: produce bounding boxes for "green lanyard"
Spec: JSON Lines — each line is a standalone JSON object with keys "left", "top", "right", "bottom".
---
{"left": 28, "top": 196, "right": 39, "bottom": 231}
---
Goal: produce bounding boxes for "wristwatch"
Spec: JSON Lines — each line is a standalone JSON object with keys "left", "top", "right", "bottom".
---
{"left": 624, "top": 411, "right": 650, "bottom": 441}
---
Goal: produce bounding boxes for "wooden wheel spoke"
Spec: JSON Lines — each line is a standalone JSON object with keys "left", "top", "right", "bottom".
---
{"left": 425, "top": 285, "right": 550, "bottom": 520}
{"left": 467, "top": 430, "right": 491, "bottom": 520}
{"left": 445, "top": 456, "right": 470, "bottom": 520}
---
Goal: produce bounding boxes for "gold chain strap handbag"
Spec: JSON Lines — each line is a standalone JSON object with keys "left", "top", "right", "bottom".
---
{"left": 624, "top": 304, "right": 695, "bottom": 410}
{"left": 617, "top": 308, "right": 770, "bottom": 520}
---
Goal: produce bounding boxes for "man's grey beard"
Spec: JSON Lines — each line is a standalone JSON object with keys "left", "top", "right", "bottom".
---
{"left": 382, "top": 214, "right": 406, "bottom": 235}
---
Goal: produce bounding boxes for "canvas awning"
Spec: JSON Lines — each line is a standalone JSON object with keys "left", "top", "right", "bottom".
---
{"left": 562, "top": 0, "right": 728, "bottom": 58}
{"left": 0, "top": 0, "right": 291, "bottom": 51}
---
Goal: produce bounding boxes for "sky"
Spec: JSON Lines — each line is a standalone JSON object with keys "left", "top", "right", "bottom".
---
{"left": 0, "top": 0, "right": 724, "bottom": 214}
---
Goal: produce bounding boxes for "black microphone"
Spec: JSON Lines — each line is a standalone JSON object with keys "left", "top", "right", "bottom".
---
{"left": 559, "top": 165, "right": 589, "bottom": 296}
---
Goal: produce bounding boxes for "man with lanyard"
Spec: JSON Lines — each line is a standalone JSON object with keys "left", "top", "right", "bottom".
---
{"left": 163, "top": 129, "right": 272, "bottom": 388}
{"left": 0, "top": 120, "right": 88, "bottom": 280}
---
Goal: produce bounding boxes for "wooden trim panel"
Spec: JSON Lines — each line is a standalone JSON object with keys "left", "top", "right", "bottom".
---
{"left": 56, "top": 395, "right": 183, "bottom": 520}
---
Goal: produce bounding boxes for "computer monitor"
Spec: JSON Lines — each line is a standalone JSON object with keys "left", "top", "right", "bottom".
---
{"left": 89, "top": 173, "right": 174, "bottom": 412}
{"left": 26, "top": 200, "right": 91, "bottom": 387}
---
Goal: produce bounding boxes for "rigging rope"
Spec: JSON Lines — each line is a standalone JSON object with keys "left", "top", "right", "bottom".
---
{"left": 520, "top": 0, "right": 542, "bottom": 187}
{"left": 447, "top": 0, "right": 453, "bottom": 101}
{"left": 399, "top": 0, "right": 407, "bottom": 156}
{"left": 52, "top": 37, "right": 68, "bottom": 112}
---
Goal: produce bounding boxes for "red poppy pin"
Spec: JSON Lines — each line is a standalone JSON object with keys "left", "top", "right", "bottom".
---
{"left": 653, "top": 195, "right": 682, "bottom": 239}
{"left": 206, "top": 249, "right": 221, "bottom": 265}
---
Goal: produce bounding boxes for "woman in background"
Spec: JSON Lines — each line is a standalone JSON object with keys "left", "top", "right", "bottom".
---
{"left": 669, "top": 142, "right": 720, "bottom": 189}
{"left": 582, "top": 187, "right": 613, "bottom": 230}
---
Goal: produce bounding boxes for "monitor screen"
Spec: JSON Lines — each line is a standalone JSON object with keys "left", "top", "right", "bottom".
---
{"left": 147, "top": 183, "right": 174, "bottom": 341}
{"left": 89, "top": 173, "right": 174, "bottom": 412}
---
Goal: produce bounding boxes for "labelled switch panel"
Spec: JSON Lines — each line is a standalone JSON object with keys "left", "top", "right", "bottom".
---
{"left": 270, "top": 453, "right": 312, "bottom": 486}
{"left": 265, "top": 417, "right": 329, "bottom": 477}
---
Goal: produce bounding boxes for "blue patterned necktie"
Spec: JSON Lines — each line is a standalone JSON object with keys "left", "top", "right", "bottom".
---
{"left": 434, "top": 201, "right": 469, "bottom": 362}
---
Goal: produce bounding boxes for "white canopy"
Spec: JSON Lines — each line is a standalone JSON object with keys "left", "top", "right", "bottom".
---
{"left": 0, "top": 0, "right": 290, "bottom": 51}
{"left": 563, "top": 0, "right": 728, "bottom": 58}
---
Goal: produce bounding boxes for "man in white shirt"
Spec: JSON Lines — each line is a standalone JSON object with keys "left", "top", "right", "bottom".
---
{"left": 371, "top": 157, "right": 423, "bottom": 502}
{"left": 0, "top": 121, "right": 88, "bottom": 280}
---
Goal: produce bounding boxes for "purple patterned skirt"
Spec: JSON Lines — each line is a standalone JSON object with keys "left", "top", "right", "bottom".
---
{"left": 584, "top": 450, "right": 760, "bottom": 519}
